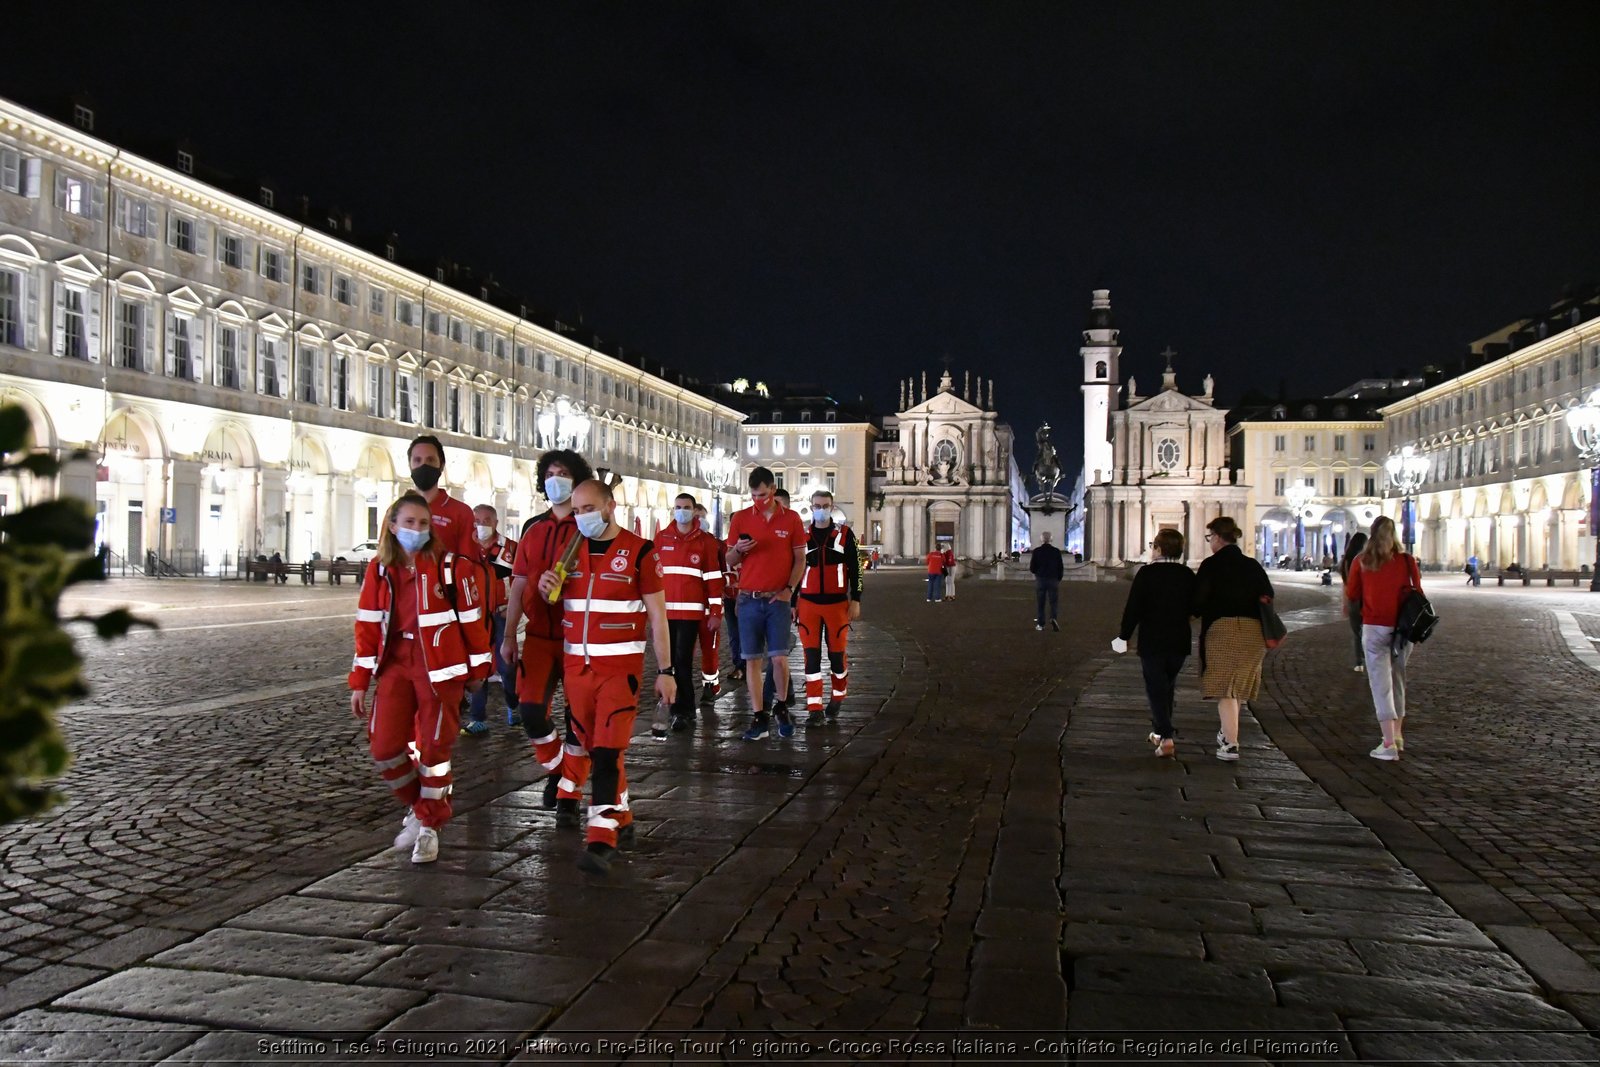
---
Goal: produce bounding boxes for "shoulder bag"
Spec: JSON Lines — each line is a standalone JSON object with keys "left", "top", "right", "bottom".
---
{"left": 1259, "top": 594, "right": 1287, "bottom": 649}
{"left": 1394, "top": 554, "right": 1438, "bottom": 644}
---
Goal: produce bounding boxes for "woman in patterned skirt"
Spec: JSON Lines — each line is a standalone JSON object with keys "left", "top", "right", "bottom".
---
{"left": 1192, "top": 516, "right": 1274, "bottom": 761}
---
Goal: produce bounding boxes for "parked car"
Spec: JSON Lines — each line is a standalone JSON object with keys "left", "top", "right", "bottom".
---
{"left": 345, "top": 540, "right": 381, "bottom": 563}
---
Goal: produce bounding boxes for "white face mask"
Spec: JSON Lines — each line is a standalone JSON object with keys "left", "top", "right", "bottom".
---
{"left": 673, "top": 508, "right": 694, "bottom": 525}
{"left": 544, "top": 476, "right": 573, "bottom": 504}
{"left": 812, "top": 508, "right": 831, "bottom": 525}
{"left": 474, "top": 524, "right": 495, "bottom": 541}
{"left": 575, "top": 510, "right": 609, "bottom": 539}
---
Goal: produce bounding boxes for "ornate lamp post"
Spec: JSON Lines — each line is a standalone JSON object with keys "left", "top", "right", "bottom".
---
{"left": 536, "top": 398, "right": 592, "bottom": 451}
{"left": 1284, "top": 482, "right": 1315, "bottom": 571}
{"left": 1567, "top": 387, "right": 1600, "bottom": 591}
{"left": 700, "top": 446, "right": 737, "bottom": 537}
{"left": 1385, "top": 444, "right": 1429, "bottom": 557}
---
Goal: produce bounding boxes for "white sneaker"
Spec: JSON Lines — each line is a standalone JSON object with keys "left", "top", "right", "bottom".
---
{"left": 1215, "top": 742, "right": 1239, "bottom": 762}
{"left": 411, "top": 826, "right": 439, "bottom": 863}
{"left": 393, "top": 809, "right": 422, "bottom": 851}
{"left": 1035, "top": 624, "right": 1043, "bottom": 631}
{"left": 1353, "top": 664, "right": 1365, "bottom": 673}
{"left": 1216, "top": 730, "right": 1227, "bottom": 749}
{"left": 1370, "top": 743, "right": 1399, "bottom": 761}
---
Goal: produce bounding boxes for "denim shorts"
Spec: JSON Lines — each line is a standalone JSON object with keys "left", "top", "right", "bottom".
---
{"left": 737, "top": 593, "right": 791, "bottom": 660}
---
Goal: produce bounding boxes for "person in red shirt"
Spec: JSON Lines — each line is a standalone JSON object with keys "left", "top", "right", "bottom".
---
{"left": 926, "top": 547, "right": 947, "bottom": 602}
{"left": 692, "top": 503, "right": 725, "bottom": 700}
{"left": 657, "top": 494, "right": 725, "bottom": 733}
{"left": 503, "top": 449, "right": 593, "bottom": 822}
{"left": 1344, "top": 515, "right": 1421, "bottom": 761}
{"left": 406, "top": 435, "right": 477, "bottom": 559}
{"left": 796, "top": 489, "right": 862, "bottom": 724}
{"left": 725, "top": 467, "right": 807, "bottom": 741}
{"left": 349, "top": 492, "right": 491, "bottom": 864}
{"left": 461, "top": 504, "right": 518, "bottom": 734}
{"left": 941, "top": 545, "right": 958, "bottom": 600}
{"left": 536, "top": 479, "right": 675, "bottom": 875}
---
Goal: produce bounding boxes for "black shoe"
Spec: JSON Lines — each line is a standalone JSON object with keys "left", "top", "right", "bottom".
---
{"left": 1050, "top": 619, "right": 1060, "bottom": 632}
{"left": 700, "top": 682, "right": 721, "bottom": 703}
{"left": 730, "top": 668, "right": 746, "bottom": 683}
{"left": 554, "top": 799, "right": 581, "bottom": 828}
{"left": 577, "top": 843, "right": 616, "bottom": 875}
{"left": 541, "top": 775, "right": 559, "bottom": 810}
{"left": 670, "top": 713, "right": 691, "bottom": 732}
{"left": 617, "top": 824, "right": 636, "bottom": 849}
{"left": 773, "top": 702, "right": 795, "bottom": 739}
{"left": 824, "top": 700, "right": 841, "bottom": 722}
{"left": 742, "top": 713, "right": 771, "bottom": 741}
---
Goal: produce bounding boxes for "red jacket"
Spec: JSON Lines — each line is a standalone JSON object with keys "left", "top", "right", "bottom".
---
{"left": 426, "top": 490, "right": 477, "bottom": 558}
{"left": 1345, "top": 552, "right": 1422, "bottom": 628}
{"left": 558, "top": 530, "right": 664, "bottom": 674}
{"left": 656, "top": 523, "right": 726, "bottom": 621}
{"left": 926, "top": 550, "right": 946, "bottom": 576}
{"left": 514, "top": 511, "right": 579, "bottom": 640}
{"left": 350, "top": 552, "right": 492, "bottom": 690}
{"left": 470, "top": 534, "right": 516, "bottom": 615}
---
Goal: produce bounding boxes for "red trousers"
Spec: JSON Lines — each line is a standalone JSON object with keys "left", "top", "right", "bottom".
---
{"left": 698, "top": 613, "right": 721, "bottom": 685}
{"left": 517, "top": 636, "right": 576, "bottom": 797}
{"left": 796, "top": 599, "right": 851, "bottom": 714}
{"left": 562, "top": 663, "right": 639, "bottom": 847}
{"left": 369, "top": 645, "right": 462, "bottom": 828}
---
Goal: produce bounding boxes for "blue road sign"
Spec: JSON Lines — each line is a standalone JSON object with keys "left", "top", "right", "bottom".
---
{"left": 160, "top": 507, "right": 176, "bottom": 524}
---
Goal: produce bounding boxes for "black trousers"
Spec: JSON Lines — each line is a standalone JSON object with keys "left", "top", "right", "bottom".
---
{"left": 1035, "top": 580, "right": 1060, "bottom": 624}
{"left": 1140, "top": 652, "right": 1186, "bottom": 739}
{"left": 668, "top": 619, "right": 701, "bottom": 717}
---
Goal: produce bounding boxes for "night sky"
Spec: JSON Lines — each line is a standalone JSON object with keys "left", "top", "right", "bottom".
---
{"left": 7, "top": 3, "right": 1598, "bottom": 477}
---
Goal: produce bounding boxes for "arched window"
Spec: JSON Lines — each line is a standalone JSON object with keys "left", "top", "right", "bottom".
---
{"left": 1095, "top": 361, "right": 1107, "bottom": 379}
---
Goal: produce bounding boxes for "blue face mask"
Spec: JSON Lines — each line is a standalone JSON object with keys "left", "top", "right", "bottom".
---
{"left": 576, "top": 510, "right": 608, "bottom": 539}
{"left": 544, "top": 476, "right": 573, "bottom": 504}
{"left": 393, "top": 527, "right": 429, "bottom": 554}
{"left": 673, "top": 508, "right": 693, "bottom": 525}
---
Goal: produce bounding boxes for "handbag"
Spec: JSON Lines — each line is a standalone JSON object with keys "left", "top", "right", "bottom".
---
{"left": 1395, "top": 555, "right": 1438, "bottom": 644}
{"left": 1259, "top": 595, "right": 1287, "bottom": 649}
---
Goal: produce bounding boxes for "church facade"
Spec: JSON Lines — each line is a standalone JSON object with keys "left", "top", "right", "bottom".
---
{"left": 1077, "top": 291, "right": 1250, "bottom": 564}
{"left": 869, "top": 368, "right": 1019, "bottom": 563}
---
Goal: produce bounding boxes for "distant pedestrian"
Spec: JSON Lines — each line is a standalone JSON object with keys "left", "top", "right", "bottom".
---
{"left": 462, "top": 504, "right": 519, "bottom": 734}
{"left": 942, "top": 545, "right": 958, "bottom": 600}
{"left": 693, "top": 503, "right": 725, "bottom": 701}
{"left": 1114, "top": 529, "right": 1195, "bottom": 757}
{"left": 925, "top": 547, "right": 946, "bottom": 602}
{"left": 796, "top": 489, "right": 862, "bottom": 724}
{"left": 270, "top": 550, "right": 288, "bottom": 585}
{"left": 349, "top": 492, "right": 491, "bottom": 864}
{"left": 760, "top": 488, "right": 799, "bottom": 712}
{"left": 658, "top": 494, "right": 724, "bottom": 733}
{"left": 1029, "top": 531, "right": 1064, "bottom": 630}
{"left": 1345, "top": 516, "right": 1420, "bottom": 761}
{"left": 1191, "top": 517, "right": 1273, "bottom": 762}
{"left": 1466, "top": 553, "right": 1481, "bottom": 587}
{"left": 1338, "top": 532, "right": 1369, "bottom": 673}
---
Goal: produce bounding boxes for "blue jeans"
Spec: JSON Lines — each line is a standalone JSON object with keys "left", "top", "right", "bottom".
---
{"left": 1035, "top": 580, "right": 1059, "bottom": 624}
{"left": 466, "top": 611, "right": 517, "bottom": 722}
{"left": 926, "top": 574, "right": 945, "bottom": 601}
{"left": 724, "top": 597, "right": 743, "bottom": 664}
{"left": 738, "top": 594, "right": 791, "bottom": 660}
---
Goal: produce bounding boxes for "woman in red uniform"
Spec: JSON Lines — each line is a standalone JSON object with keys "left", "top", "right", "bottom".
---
{"left": 350, "top": 491, "right": 491, "bottom": 863}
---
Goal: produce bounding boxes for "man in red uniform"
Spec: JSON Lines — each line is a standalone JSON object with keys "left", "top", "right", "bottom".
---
{"left": 504, "top": 449, "right": 593, "bottom": 822}
{"left": 407, "top": 435, "right": 477, "bottom": 558}
{"left": 657, "top": 493, "right": 725, "bottom": 733}
{"left": 726, "top": 467, "right": 808, "bottom": 741}
{"left": 462, "top": 504, "right": 518, "bottom": 734}
{"left": 693, "top": 502, "right": 724, "bottom": 702}
{"left": 537, "top": 479, "right": 675, "bottom": 875}
{"left": 796, "top": 489, "right": 862, "bottom": 724}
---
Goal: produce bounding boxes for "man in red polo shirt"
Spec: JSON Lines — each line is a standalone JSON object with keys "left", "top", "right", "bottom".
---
{"left": 725, "top": 466, "right": 807, "bottom": 741}
{"left": 406, "top": 435, "right": 476, "bottom": 559}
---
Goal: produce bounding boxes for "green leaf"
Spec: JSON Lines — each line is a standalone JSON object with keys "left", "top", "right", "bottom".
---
{"left": 7, "top": 453, "right": 61, "bottom": 478}
{"left": 0, "top": 406, "right": 29, "bottom": 453}
{"left": 0, "top": 500, "right": 95, "bottom": 549}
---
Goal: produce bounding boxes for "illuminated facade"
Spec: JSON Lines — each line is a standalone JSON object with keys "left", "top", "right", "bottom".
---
{"left": 0, "top": 96, "right": 743, "bottom": 570}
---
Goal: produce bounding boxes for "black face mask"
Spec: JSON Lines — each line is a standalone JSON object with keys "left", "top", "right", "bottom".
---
{"left": 410, "top": 464, "right": 442, "bottom": 492}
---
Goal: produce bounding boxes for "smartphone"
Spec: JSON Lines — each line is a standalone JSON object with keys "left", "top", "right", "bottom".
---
{"left": 738, "top": 533, "right": 753, "bottom": 542}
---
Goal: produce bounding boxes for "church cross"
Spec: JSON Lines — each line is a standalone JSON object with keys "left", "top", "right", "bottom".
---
{"left": 1160, "top": 346, "right": 1177, "bottom": 372}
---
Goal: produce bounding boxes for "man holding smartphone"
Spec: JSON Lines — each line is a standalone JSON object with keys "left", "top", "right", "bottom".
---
{"left": 725, "top": 467, "right": 808, "bottom": 741}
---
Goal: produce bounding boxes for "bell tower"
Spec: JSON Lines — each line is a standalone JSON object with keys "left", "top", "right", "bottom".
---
{"left": 1080, "top": 288, "right": 1120, "bottom": 485}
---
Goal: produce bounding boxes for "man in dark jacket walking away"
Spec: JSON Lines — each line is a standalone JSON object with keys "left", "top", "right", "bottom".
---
{"left": 1114, "top": 529, "right": 1196, "bottom": 757}
{"left": 1029, "top": 532, "right": 1065, "bottom": 631}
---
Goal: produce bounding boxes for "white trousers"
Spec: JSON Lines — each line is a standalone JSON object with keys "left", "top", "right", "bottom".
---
{"left": 1361, "top": 624, "right": 1411, "bottom": 722}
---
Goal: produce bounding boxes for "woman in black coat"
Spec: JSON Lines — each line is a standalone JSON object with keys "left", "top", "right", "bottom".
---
{"left": 1115, "top": 528, "right": 1196, "bottom": 757}
{"left": 1191, "top": 516, "right": 1274, "bottom": 761}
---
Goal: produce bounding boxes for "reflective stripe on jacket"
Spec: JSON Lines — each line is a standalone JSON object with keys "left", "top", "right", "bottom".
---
{"left": 350, "top": 551, "right": 493, "bottom": 690}
{"left": 656, "top": 524, "right": 726, "bottom": 621}
{"left": 559, "top": 529, "right": 655, "bottom": 673}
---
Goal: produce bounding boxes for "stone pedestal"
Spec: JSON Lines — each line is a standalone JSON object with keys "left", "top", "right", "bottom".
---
{"left": 1023, "top": 493, "right": 1074, "bottom": 548}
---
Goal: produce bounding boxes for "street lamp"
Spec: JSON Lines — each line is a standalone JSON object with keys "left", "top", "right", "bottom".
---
{"left": 1285, "top": 482, "right": 1315, "bottom": 571}
{"left": 1566, "top": 386, "right": 1600, "bottom": 591}
{"left": 536, "top": 398, "right": 592, "bottom": 451}
{"left": 700, "top": 446, "right": 737, "bottom": 537}
{"left": 1384, "top": 445, "right": 1429, "bottom": 556}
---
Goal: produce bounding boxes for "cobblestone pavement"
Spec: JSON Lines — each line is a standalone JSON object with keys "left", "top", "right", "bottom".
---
{"left": 1256, "top": 574, "right": 1600, "bottom": 994}
{"left": 2, "top": 572, "right": 1599, "bottom": 1063}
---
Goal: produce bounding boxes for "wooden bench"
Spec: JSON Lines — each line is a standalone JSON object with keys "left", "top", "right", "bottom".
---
{"left": 306, "top": 559, "right": 367, "bottom": 586}
{"left": 245, "top": 560, "right": 295, "bottom": 584}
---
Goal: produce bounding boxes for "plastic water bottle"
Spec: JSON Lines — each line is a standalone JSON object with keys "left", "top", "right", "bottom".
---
{"left": 650, "top": 698, "right": 670, "bottom": 741}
